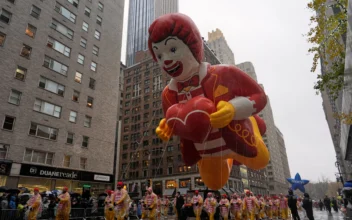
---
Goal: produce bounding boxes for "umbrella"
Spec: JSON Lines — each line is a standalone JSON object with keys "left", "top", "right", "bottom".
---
{"left": 0, "top": 186, "right": 8, "bottom": 192}
{"left": 6, "top": 188, "right": 20, "bottom": 194}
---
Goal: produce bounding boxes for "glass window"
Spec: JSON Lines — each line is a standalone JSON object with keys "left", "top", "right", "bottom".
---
{"left": 47, "top": 37, "right": 71, "bottom": 57}
{"left": 87, "top": 96, "right": 93, "bottom": 108}
{"left": 2, "top": 116, "right": 15, "bottom": 131}
{"left": 0, "top": 144, "right": 9, "bottom": 159}
{"left": 15, "top": 66, "right": 27, "bottom": 81}
{"left": 179, "top": 178, "right": 191, "bottom": 188}
{"left": 98, "top": 2, "right": 104, "bottom": 11}
{"left": 20, "top": 44, "right": 32, "bottom": 59}
{"left": 82, "top": 136, "right": 89, "bottom": 147}
{"left": 94, "top": 30, "right": 100, "bottom": 40}
{"left": 44, "top": 56, "right": 68, "bottom": 75}
{"left": 72, "top": 90, "right": 79, "bottom": 102}
{"left": 24, "top": 149, "right": 54, "bottom": 165}
{"left": 0, "top": 32, "right": 5, "bottom": 46}
{"left": 8, "top": 89, "right": 21, "bottom": 105}
{"left": 80, "top": 37, "right": 87, "bottom": 48}
{"left": 84, "top": 115, "right": 91, "bottom": 127}
{"left": 67, "top": 132, "right": 74, "bottom": 144}
{"left": 90, "top": 61, "right": 97, "bottom": 72}
{"left": 55, "top": 2, "right": 76, "bottom": 23}
{"left": 30, "top": 5, "right": 41, "bottom": 18}
{"left": 51, "top": 19, "right": 74, "bottom": 39}
{"left": 89, "top": 78, "right": 95, "bottom": 89}
{"left": 84, "top": 7, "right": 91, "bottom": 17}
{"left": 0, "top": 9, "right": 12, "bottom": 24}
{"left": 69, "top": 111, "right": 77, "bottom": 123}
{"left": 39, "top": 76, "right": 65, "bottom": 96}
{"left": 63, "top": 155, "right": 71, "bottom": 167}
{"left": 80, "top": 158, "right": 87, "bottom": 169}
{"left": 25, "top": 24, "right": 36, "bottom": 38}
{"left": 67, "top": 0, "right": 79, "bottom": 7}
{"left": 33, "top": 99, "right": 62, "bottom": 118}
{"left": 82, "top": 21, "right": 89, "bottom": 32}
{"left": 96, "top": 16, "right": 102, "bottom": 25}
{"left": 75, "top": 72, "right": 82, "bottom": 83}
{"left": 77, "top": 54, "right": 84, "bottom": 65}
{"left": 92, "top": 45, "right": 99, "bottom": 56}
{"left": 29, "top": 122, "right": 58, "bottom": 140}
{"left": 18, "top": 177, "right": 51, "bottom": 193}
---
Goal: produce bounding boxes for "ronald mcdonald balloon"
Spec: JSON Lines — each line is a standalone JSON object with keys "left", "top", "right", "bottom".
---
{"left": 150, "top": 13, "right": 270, "bottom": 190}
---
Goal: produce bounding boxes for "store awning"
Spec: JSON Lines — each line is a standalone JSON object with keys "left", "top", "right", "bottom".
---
{"left": 164, "top": 189, "right": 175, "bottom": 197}
{"left": 177, "top": 188, "right": 189, "bottom": 196}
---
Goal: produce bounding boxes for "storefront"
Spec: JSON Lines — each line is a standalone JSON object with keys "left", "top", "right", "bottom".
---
{"left": 18, "top": 164, "right": 113, "bottom": 195}
{"left": 0, "top": 160, "right": 12, "bottom": 186}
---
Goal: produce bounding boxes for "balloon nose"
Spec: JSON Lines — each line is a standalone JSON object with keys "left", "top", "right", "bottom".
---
{"left": 164, "top": 60, "right": 173, "bottom": 65}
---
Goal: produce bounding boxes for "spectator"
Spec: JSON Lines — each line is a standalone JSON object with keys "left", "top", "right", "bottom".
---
{"left": 302, "top": 193, "right": 314, "bottom": 220}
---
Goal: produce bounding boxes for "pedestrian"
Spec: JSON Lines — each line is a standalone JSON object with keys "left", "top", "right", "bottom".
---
{"left": 318, "top": 199, "right": 324, "bottom": 211}
{"left": 331, "top": 197, "right": 339, "bottom": 212}
{"left": 323, "top": 195, "right": 331, "bottom": 215}
{"left": 175, "top": 192, "right": 184, "bottom": 220}
{"left": 302, "top": 193, "right": 314, "bottom": 220}
{"left": 287, "top": 189, "right": 300, "bottom": 220}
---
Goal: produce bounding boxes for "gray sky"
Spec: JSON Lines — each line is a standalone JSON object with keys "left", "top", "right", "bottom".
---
{"left": 120, "top": 0, "right": 338, "bottom": 182}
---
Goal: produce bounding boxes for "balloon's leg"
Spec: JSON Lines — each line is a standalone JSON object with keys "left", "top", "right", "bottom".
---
{"left": 197, "top": 157, "right": 233, "bottom": 190}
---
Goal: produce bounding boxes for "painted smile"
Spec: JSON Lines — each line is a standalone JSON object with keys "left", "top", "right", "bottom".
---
{"left": 163, "top": 61, "right": 183, "bottom": 77}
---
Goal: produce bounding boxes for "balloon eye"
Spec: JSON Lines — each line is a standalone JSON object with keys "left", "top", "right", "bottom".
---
{"left": 157, "top": 54, "right": 162, "bottom": 59}
{"left": 170, "top": 47, "right": 176, "bottom": 53}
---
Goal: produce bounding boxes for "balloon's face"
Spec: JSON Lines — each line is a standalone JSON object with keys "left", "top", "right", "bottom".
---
{"left": 152, "top": 36, "right": 199, "bottom": 81}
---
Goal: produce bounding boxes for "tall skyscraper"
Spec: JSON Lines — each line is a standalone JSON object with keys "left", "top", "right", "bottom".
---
{"left": 126, "top": 0, "right": 178, "bottom": 66}
{"left": 207, "top": 28, "right": 235, "bottom": 65}
{"left": 0, "top": 0, "right": 124, "bottom": 194}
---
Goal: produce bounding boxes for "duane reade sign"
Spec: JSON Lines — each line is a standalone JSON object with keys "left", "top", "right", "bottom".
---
{"left": 39, "top": 170, "right": 78, "bottom": 179}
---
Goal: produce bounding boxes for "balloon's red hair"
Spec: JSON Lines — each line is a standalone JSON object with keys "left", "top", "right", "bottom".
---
{"left": 148, "top": 13, "right": 203, "bottom": 63}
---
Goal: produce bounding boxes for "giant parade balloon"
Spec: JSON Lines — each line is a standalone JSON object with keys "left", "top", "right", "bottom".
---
{"left": 149, "top": 13, "right": 270, "bottom": 190}
{"left": 287, "top": 173, "right": 309, "bottom": 193}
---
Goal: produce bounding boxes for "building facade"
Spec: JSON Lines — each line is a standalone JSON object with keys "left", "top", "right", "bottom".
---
{"left": 0, "top": 0, "right": 124, "bottom": 194}
{"left": 125, "top": 0, "right": 178, "bottom": 66}
{"left": 118, "top": 43, "right": 250, "bottom": 197}
{"left": 276, "top": 127, "right": 291, "bottom": 187}
{"left": 207, "top": 28, "right": 235, "bottom": 65}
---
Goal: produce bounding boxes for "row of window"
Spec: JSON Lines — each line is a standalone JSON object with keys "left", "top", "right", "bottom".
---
{"left": 122, "top": 165, "right": 194, "bottom": 179}
{"left": 2, "top": 116, "right": 90, "bottom": 148}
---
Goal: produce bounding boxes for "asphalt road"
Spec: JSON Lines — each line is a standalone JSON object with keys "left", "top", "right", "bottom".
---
{"left": 310, "top": 209, "right": 345, "bottom": 220}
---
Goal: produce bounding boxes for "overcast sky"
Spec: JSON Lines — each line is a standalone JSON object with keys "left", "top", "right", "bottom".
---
{"left": 120, "top": 0, "right": 339, "bottom": 182}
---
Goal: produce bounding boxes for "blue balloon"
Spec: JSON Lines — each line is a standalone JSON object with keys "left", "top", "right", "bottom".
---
{"left": 287, "top": 173, "right": 309, "bottom": 193}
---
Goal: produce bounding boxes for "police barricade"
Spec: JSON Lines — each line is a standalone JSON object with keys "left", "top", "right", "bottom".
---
{"left": 0, "top": 209, "right": 24, "bottom": 220}
{"left": 84, "top": 207, "right": 105, "bottom": 219}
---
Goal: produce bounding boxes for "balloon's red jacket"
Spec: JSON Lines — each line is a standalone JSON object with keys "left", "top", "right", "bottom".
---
{"left": 161, "top": 63, "right": 268, "bottom": 166}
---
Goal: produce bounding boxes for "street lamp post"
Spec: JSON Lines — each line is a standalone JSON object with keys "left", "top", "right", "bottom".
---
{"left": 335, "top": 161, "right": 345, "bottom": 184}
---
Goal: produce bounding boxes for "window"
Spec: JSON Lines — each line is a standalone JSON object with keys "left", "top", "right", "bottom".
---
{"left": 44, "top": 56, "right": 68, "bottom": 75}
{"left": 0, "top": 32, "right": 5, "bottom": 46}
{"left": 90, "top": 61, "right": 97, "bottom": 72}
{"left": 168, "top": 167, "right": 173, "bottom": 175}
{"left": 87, "top": 96, "right": 93, "bottom": 108}
{"left": 34, "top": 99, "right": 62, "bottom": 118}
{"left": 74, "top": 71, "right": 83, "bottom": 83}
{"left": 25, "top": 24, "right": 37, "bottom": 38}
{"left": 8, "top": 89, "right": 22, "bottom": 105}
{"left": 20, "top": 44, "right": 32, "bottom": 59}
{"left": 77, "top": 54, "right": 85, "bottom": 65}
{"left": 80, "top": 37, "right": 87, "bottom": 48}
{"left": 94, "top": 30, "right": 100, "bottom": 40}
{"left": 82, "top": 21, "right": 89, "bottom": 32}
{"left": 80, "top": 157, "right": 87, "bottom": 169}
{"left": 3, "top": 116, "right": 15, "bottom": 131}
{"left": 55, "top": 2, "right": 76, "bottom": 23}
{"left": 167, "top": 145, "right": 173, "bottom": 152}
{"left": 67, "top": 0, "right": 79, "bottom": 7}
{"left": 39, "top": 76, "right": 65, "bottom": 96}
{"left": 96, "top": 16, "right": 102, "bottom": 25}
{"left": 98, "top": 2, "right": 104, "bottom": 11}
{"left": 82, "top": 136, "right": 89, "bottom": 147}
{"left": 29, "top": 122, "right": 58, "bottom": 140}
{"left": 92, "top": 45, "right": 99, "bottom": 56}
{"left": 51, "top": 19, "right": 74, "bottom": 39}
{"left": 24, "top": 149, "right": 54, "bottom": 165}
{"left": 15, "top": 66, "right": 26, "bottom": 81}
{"left": 89, "top": 78, "right": 95, "bottom": 89}
{"left": 47, "top": 37, "right": 71, "bottom": 57}
{"left": 63, "top": 155, "right": 71, "bottom": 167}
{"left": 84, "top": 7, "right": 91, "bottom": 17}
{"left": 67, "top": 132, "right": 74, "bottom": 144}
{"left": 69, "top": 111, "right": 77, "bottom": 123}
{"left": 84, "top": 116, "right": 91, "bottom": 127}
{"left": 30, "top": 5, "right": 41, "bottom": 18}
{"left": 0, "top": 144, "right": 9, "bottom": 159}
{"left": 72, "top": 90, "right": 80, "bottom": 102}
{"left": 0, "top": 9, "right": 12, "bottom": 24}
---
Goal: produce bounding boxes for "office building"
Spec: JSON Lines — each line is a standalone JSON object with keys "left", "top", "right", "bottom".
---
{"left": 0, "top": 0, "right": 124, "bottom": 194}
{"left": 126, "top": 0, "right": 178, "bottom": 66}
{"left": 207, "top": 28, "right": 235, "bottom": 65}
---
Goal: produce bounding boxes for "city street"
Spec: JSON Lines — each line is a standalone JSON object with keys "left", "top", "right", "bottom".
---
{"left": 313, "top": 210, "right": 345, "bottom": 220}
